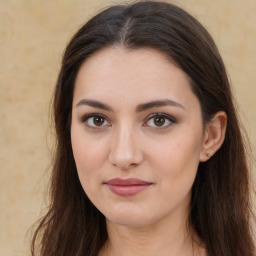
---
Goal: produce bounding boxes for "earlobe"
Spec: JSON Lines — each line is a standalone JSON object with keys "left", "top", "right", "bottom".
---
{"left": 199, "top": 111, "right": 227, "bottom": 162}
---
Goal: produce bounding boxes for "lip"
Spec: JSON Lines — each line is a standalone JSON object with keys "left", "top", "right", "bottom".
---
{"left": 105, "top": 178, "right": 152, "bottom": 196}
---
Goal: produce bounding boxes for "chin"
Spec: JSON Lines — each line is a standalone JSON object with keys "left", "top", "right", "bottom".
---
{"left": 107, "top": 216, "right": 151, "bottom": 228}
{"left": 104, "top": 208, "right": 157, "bottom": 228}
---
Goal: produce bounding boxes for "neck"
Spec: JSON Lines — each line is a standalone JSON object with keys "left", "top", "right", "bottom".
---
{"left": 99, "top": 210, "right": 205, "bottom": 256}
{"left": 103, "top": 224, "right": 191, "bottom": 256}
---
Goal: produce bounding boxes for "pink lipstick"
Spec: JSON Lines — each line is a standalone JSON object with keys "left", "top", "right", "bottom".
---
{"left": 105, "top": 178, "right": 152, "bottom": 196}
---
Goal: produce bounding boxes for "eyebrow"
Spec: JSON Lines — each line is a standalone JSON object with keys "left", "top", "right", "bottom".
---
{"left": 76, "top": 99, "right": 114, "bottom": 111}
{"left": 136, "top": 99, "right": 185, "bottom": 112}
{"left": 75, "top": 99, "right": 184, "bottom": 112}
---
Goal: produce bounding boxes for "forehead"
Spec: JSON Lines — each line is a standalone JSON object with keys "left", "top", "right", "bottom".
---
{"left": 73, "top": 47, "right": 199, "bottom": 110}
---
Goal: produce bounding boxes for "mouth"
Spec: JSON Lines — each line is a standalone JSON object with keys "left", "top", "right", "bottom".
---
{"left": 104, "top": 178, "right": 153, "bottom": 196}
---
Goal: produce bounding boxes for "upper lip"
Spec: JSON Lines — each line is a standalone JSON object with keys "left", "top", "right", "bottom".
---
{"left": 105, "top": 178, "right": 152, "bottom": 186}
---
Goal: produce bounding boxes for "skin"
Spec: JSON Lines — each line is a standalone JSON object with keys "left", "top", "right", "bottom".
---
{"left": 71, "top": 47, "right": 226, "bottom": 256}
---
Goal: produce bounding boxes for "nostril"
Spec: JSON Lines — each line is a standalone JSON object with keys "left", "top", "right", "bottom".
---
{"left": 108, "top": 128, "right": 144, "bottom": 169}
{"left": 108, "top": 144, "right": 144, "bottom": 169}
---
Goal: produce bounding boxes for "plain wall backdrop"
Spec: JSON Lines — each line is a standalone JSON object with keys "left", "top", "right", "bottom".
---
{"left": 0, "top": 0, "right": 255, "bottom": 255}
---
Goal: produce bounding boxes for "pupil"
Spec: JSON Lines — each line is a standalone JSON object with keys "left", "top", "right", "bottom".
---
{"left": 94, "top": 117, "right": 104, "bottom": 126}
{"left": 154, "top": 116, "right": 165, "bottom": 126}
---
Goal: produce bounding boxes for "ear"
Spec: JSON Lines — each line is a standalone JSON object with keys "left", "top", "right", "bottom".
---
{"left": 200, "top": 111, "right": 227, "bottom": 162}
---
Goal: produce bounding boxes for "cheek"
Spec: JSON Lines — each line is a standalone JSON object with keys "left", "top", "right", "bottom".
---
{"left": 149, "top": 137, "right": 201, "bottom": 208}
{"left": 71, "top": 132, "right": 109, "bottom": 204}
{"left": 71, "top": 129, "right": 109, "bottom": 180}
{"left": 148, "top": 130, "right": 202, "bottom": 182}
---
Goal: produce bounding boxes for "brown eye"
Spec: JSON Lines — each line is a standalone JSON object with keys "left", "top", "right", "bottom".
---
{"left": 93, "top": 116, "right": 105, "bottom": 126}
{"left": 82, "top": 114, "right": 111, "bottom": 129}
{"left": 153, "top": 116, "right": 166, "bottom": 126}
{"left": 144, "top": 113, "right": 176, "bottom": 129}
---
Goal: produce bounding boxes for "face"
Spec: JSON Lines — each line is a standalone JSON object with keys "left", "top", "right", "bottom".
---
{"left": 71, "top": 47, "right": 206, "bottom": 228}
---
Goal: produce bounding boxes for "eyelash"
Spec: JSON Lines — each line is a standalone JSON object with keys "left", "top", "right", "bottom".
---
{"left": 143, "top": 113, "right": 176, "bottom": 129}
{"left": 81, "top": 113, "right": 111, "bottom": 129}
{"left": 81, "top": 113, "right": 176, "bottom": 130}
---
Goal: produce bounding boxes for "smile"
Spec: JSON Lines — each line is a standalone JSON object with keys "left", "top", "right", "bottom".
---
{"left": 105, "top": 178, "right": 153, "bottom": 196}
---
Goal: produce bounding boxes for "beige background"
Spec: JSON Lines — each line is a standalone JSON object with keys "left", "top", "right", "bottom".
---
{"left": 0, "top": 0, "right": 255, "bottom": 255}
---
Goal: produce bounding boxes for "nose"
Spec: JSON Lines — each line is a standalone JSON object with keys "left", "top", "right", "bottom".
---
{"left": 108, "top": 125, "right": 144, "bottom": 170}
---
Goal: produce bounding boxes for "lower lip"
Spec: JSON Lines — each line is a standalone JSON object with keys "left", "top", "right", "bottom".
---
{"left": 106, "top": 184, "right": 151, "bottom": 196}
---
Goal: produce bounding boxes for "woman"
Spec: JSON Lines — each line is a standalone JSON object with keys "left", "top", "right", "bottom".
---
{"left": 31, "top": 1, "right": 255, "bottom": 256}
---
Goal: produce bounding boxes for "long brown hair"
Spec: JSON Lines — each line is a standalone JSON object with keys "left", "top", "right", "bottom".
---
{"left": 31, "top": 1, "right": 255, "bottom": 255}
